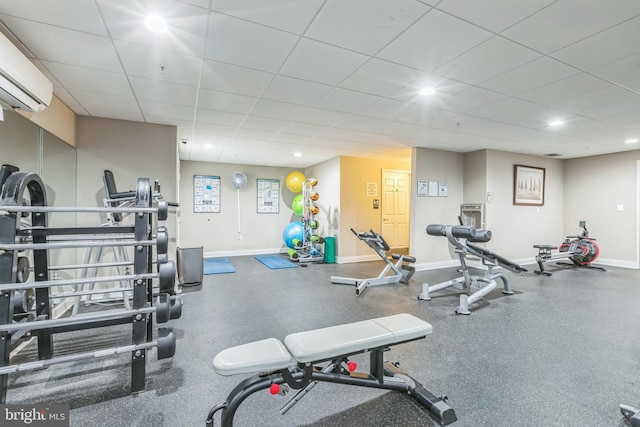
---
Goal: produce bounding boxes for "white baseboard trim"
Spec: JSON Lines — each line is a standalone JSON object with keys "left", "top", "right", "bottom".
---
{"left": 204, "top": 248, "right": 287, "bottom": 258}
{"left": 593, "top": 257, "right": 639, "bottom": 269}
{"left": 335, "top": 254, "right": 380, "bottom": 264}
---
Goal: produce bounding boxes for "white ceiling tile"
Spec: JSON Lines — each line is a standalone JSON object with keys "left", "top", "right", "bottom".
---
{"left": 434, "top": 36, "right": 541, "bottom": 85}
{"left": 138, "top": 99, "right": 195, "bottom": 121}
{"left": 376, "top": 9, "right": 493, "bottom": 72}
{"left": 115, "top": 40, "right": 203, "bottom": 86}
{"left": 553, "top": 86, "right": 636, "bottom": 114}
{"left": 314, "top": 88, "right": 381, "bottom": 114}
{"left": 390, "top": 73, "right": 470, "bottom": 102}
{"left": 279, "top": 38, "right": 369, "bottom": 85}
{"left": 480, "top": 57, "right": 580, "bottom": 95}
{"left": 197, "top": 89, "right": 257, "bottom": 114}
{"left": 0, "top": 16, "right": 121, "bottom": 71}
{"left": 433, "top": 87, "right": 509, "bottom": 113}
{"left": 339, "top": 59, "right": 427, "bottom": 97}
{"left": 195, "top": 108, "right": 246, "bottom": 126}
{"left": 518, "top": 73, "right": 611, "bottom": 105}
{"left": 262, "top": 76, "right": 332, "bottom": 105}
{"left": 305, "top": 0, "right": 429, "bottom": 55}
{"left": 579, "top": 97, "right": 640, "bottom": 121}
{"left": 41, "top": 61, "right": 132, "bottom": 96}
{"left": 468, "top": 97, "right": 565, "bottom": 129}
{"left": 241, "top": 116, "right": 290, "bottom": 132}
{"left": 436, "top": 0, "right": 556, "bottom": 33}
{"left": 69, "top": 89, "right": 143, "bottom": 121}
{"left": 200, "top": 60, "right": 273, "bottom": 97}
{"left": 502, "top": 0, "right": 640, "bottom": 54}
{"left": 130, "top": 77, "right": 197, "bottom": 105}
{"left": 210, "top": 0, "right": 324, "bottom": 34}
{"left": 589, "top": 52, "right": 640, "bottom": 85}
{"left": 98, "top": 0, "right": 209, "bottom": 56}
{"left": 204, "top": 12, "right": 299, "bottom": 72}
{"left": 552, "top": 16, "right": 640, "bottom": 70}
{"left": 0, "top": 1, "right": 107, "bottom": 35}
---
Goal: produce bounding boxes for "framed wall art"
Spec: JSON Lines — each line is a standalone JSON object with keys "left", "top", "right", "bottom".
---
{"left": 513, "top": 164, "right": 545, "bottom": 206}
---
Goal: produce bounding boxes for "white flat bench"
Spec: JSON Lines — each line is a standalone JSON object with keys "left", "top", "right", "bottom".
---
{"left": 207, "top": 313, "right": 455, "bottom": 427}
{"left": 213, "top": 313, "right": 432, "bottom": 375}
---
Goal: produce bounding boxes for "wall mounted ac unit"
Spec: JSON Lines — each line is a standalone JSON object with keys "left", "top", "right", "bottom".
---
{"left": 0, "top": 30, "right": 52, "bottom": 113}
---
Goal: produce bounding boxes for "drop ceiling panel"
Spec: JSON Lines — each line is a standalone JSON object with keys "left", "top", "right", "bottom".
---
{"left": 98, "top": 0, "right": 208, "bottom": 56}
{"left": 433, "top": 36, "right": 541, "bottom": 85}
{"left": 479, "top": 56, "right": 580, "bottom": 96}
{"left": 339, "top": 59, "right": 427, "bottom": 97}
{"left": 130, "top": 77, "right": 197, "bottom": 105}
{"left": 553, "top": 86, "right": 636, "bottom": 114}
{"left": 279, "top": 38, "right": 369, "bottom": 86}
{"left": 436, "top": 0, "right": 556, "bottom": 33}
{"left": 377, "top": 9, "right": 493, "bottom": 72}
{"left": 518, "top": 73, "right": 611, "bottom": 105}
{"left": 501, "top": 0, "right": 640, "bottom": 54}
{"left": 314, "top": 88, "right": 381, "bottom": 114}
{"left": 552, "top": 16, "right": 640, "bottom": 70}
{"left": 41, "top": 61, "right": 132, "bottom": 96}
{"left": 115, "top": 40, "right": 203, "bottom": 86}
{"left": 589, "top": 52, "right": 640, "bottom": 84}
{"left": 0, "top": 1, "right": 107, "bottom": 35}
{"left": 210, "top": 0, "right": 324, "bottom": 35}
{"left": 204, "top": 13, "right": 299, "bottom": 72}
{"left": 262, "top": 75, "right": 332, "bottom": 105}
{"left": 197, "top": 89, "right": 258, "bottom": 114}
{"left": 304, "top": 0, "right": 430, "bottom": 55}
{"left": 200, "top": 60, "right": 274, "bottom": 97}
{"left": 69, "top": 90, "right": 143, "bottom": 121}
{"left": 0, "top": 16, "right": 121, "bottom": 71}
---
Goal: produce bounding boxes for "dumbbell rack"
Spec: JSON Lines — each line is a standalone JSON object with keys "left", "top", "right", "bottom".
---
{"left": 0, "top": 168, "right": 179, "bottom": 403}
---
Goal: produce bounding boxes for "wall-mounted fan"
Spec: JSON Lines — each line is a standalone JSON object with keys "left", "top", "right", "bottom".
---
{"left": 231, "top": 172, "right": 247, "bottom": 240}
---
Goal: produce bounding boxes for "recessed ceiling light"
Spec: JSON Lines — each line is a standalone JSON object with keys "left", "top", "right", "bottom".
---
{"left": 204, "top": 143, "right": 213, "bottom": 150}
{"left": 144, "top": 15, "right": 168, "bottom": 33}
{"left": 294, "top": 152, "right": 302, "bottom": 158}
{"left": 548, "top": 120, "right": 564, "bottom": 127}
{"left": 625, "top": 138, "right": 639, "bottom": 144}
{"left": 420, "top": 87, "right": 436, "bottom": 96}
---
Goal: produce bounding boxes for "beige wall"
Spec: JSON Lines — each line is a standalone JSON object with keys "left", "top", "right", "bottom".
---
{"left": 484, "top": 150, "right": 564, "bottom": 259}
{"left": 411, "top": 147, "right": 465, "bottom": 267}
{"left": 564, "top": 152, "right": 639, "bottom": 267}
{"left": 76, "top": 117, "right": 178, "bottom": 253}
{"left": 179, "top": 161, "right": 303, "bottom": 256}
{"left": 305, "top": 156, "right": 340, "bottom": 240}
{"left": 339, "top": 156, "right": 411, "bottom": 262}
{"left": 18, "top": 95, "right": 76, "bottom": 147}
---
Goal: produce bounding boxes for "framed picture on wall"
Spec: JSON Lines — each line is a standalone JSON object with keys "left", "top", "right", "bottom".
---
{"left": 194, "top": 175, "right": 220, "bottom": 213}
{"left": 513, "top": 164, "right": 545, "bottom": 206}
{"left": 257, "top": 178, "right": 279, "bottom": 213}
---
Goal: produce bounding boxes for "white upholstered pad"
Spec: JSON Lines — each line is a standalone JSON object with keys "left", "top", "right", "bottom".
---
{"left": 212, "top": 338, "right": 292, "bottom": 376}
{"left": 284, "top": 313, "right": 432, "bottom": 364}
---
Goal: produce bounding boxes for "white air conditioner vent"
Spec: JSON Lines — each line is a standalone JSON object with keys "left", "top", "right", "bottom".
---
{"left": 0, "top": 30, "right": 52, "bottom": 113}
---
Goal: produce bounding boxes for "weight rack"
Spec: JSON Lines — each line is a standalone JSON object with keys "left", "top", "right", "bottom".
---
{"left": 0, "top": 165, "right": 180, "bottom": 403}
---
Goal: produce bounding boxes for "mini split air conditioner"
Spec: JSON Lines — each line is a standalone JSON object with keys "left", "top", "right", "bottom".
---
{"left": 0, "top": 30, "right": 52, "bottom": 113}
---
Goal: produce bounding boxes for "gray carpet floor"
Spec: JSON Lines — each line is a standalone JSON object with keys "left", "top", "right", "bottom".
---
{"left": 4, "top": 255, "right": 640, "bottom": 427}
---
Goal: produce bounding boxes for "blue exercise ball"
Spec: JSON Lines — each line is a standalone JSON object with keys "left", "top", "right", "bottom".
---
{"left": 283, "top": 221, "right": 304, "bottom": 249}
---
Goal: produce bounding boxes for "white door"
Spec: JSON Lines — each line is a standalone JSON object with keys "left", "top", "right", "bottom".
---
{"left": 381, "top": 170, "right": 410, "bottom": 250}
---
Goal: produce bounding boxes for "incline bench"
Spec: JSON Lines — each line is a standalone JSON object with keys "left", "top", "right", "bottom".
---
{"left": 206, "top": 313, "right": 456, "bottom": 426}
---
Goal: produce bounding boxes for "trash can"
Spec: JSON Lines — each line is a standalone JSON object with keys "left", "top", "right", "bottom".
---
{"left": 323, "top": 236, "right": 335, "bottom": 264}
{"left": 177, "top": 246, "right": 203, "bottom": 286}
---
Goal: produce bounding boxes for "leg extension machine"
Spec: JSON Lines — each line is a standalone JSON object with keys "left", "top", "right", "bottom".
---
{"left": 331, "top": 228, "right": 415, "bottom": 296}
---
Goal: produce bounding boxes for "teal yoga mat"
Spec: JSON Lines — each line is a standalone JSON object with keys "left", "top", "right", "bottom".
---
{"left": 203, "top": 258, "right": 236, "bottom": 274}
{"left": 254, "top": 255, "right": 298, "bottom": 269}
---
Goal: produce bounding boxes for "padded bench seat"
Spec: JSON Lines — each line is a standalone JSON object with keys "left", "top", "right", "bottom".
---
{"left": 213, "top": 313, "right": 431, "bottom": 375}
{"left": 534, "top": 244, "right": 557, "bottom": 250}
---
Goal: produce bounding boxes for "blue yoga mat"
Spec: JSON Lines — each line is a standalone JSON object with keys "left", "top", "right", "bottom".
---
{"left": 203, "top": 258, "right": 236, "bottom": 274}
{"left": 254, "top": 255, "right": 298, "bottom": 269}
